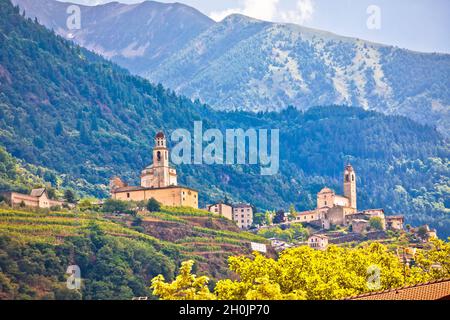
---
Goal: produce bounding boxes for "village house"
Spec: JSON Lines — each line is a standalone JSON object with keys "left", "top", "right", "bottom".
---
{"left": 411, "top": 225, "right": 438, "bottom": 241}
{"left": 351, "top": 219, "right": 370, "bottom": 234}
{"left": 308, "top": 234, "right": 329, "bottom": 250}
{"left": 386, "top": 215, "right": 405, "bottom": 231}
{"left": 110, "top": 132, "right": 199, "bottom": 209}
{"left": 233, "top": 203, "right": 253, "bottom": 229}
{"left": 206, "top": 202, "right": 233, "bottom": 221}
{"left": 0, "top": 188, "right": 65, "bottom": 209}
{"left": 346, "top": 209, "right": 387, "bottom": 230}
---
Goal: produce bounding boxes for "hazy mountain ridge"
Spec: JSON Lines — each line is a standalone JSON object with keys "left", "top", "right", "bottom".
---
{"left": 12, "top": 0, "right": 450, "bottom": 135}
{"left": 12, "top": 0, "right": 215, "bottom": 70}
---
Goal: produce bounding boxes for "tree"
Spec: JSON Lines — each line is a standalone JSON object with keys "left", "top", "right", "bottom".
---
{"left": 146, "top": 198, "right": 161, "bottom": 213}
{"left": 102, "top": 199, "right": 129, "bottom": 213}
{"left": 151, "top": 240, "right": 450, "bottom": 300}
{"left": 288, "top": 204, "right": 297, "bottom": 221}
{"left": 273, "top": 210, "right": 286, "bottom": 224}
{"left": 369, "top": 217, "right": 384, "bottom": 231}
{"left": 151, "top": 260, "right": 216, "bottom": 300}
{"left": 417, "top": 226, "right": 428, "bottom": 239}
{"left": 264, "top": 211, "right": 273, "bottom": 226}
{"left": 46, "top": 187, "right": 56, "bottom": 200}
{"left": 64, "top": 189, "right": 76, "bottom": 204}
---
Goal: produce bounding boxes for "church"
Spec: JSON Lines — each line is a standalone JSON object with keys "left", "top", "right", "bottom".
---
{"left": 110, "top": 132, "right": 199, "bottom": 208}
{"left": 295, "top": 164, "right": 358, "bottom": 229}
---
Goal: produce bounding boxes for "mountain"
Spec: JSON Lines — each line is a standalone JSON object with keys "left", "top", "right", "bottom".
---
{"left": 11, "top": 0, "right": 214, "bottom": 71}
{"left": 0, "top": 0, "right": 449, "bottom": 236}
{"left": 12, "top": 0, "right": 450, "bottom": 135}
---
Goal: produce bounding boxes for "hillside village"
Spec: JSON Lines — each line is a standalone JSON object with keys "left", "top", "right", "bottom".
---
{"left": 0, "top": 131, "right": 440, "bottom": 256}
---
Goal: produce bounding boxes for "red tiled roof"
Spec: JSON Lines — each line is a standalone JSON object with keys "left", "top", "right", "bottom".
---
{"left": 347, "top": 279, "right": 450, "bottom": 300}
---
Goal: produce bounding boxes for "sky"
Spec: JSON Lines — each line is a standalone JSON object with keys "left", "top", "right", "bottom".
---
{"left": 57, "top": 0, "right": 450, "bottom": 53}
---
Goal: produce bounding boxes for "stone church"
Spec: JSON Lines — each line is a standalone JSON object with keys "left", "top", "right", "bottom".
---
{"left": 110, "top": 132, "right": 198, "bottom": 208}
{"left": 295, "top": 164, "right": 358, "bottom": 229}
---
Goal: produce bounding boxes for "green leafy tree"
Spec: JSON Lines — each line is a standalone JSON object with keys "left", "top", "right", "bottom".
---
{"left": 369, "top": 217, "right": 384, "bottom": 231}
{"left": 147, "top": 198, "right": 161, "bottom": 213}
{"left": 64, "top": 189, "right": 76, "bottom": 204}
{"left": 102, "top": 199, "right": 129, "bottom": 213}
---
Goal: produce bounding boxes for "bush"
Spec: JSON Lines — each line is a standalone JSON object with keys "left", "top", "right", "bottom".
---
{"left": 147, "top": 198, "right": 161, "bottom": 213}
{"left": 369, "top": 217, "right": 384, "bottom": 231}
{"left": 102, "top": 199, "right": 130, "bottom": 214}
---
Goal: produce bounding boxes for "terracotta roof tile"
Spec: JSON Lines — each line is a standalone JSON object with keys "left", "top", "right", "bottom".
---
{"left": 347, "top": 279, "right": 450, "bottom": 300}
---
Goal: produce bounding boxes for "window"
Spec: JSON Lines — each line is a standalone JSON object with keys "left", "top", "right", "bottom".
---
{"left": 127, "top": 193, "right": 130, "bottom": 198}
{"left": 157, "top": 151, "right": 161, "bottom": 161}
{"left": 346, "top": 174, "right": 349, "bottom": 182}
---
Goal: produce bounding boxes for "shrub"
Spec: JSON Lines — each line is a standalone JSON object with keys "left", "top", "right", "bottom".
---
{"left": 146, "top": 198, "right": 161, "bottom": 213}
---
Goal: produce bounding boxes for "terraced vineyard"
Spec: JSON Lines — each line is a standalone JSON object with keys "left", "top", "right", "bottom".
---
{"left": 108, "top": 207, "right": 270, "bottom": 278}
{"left": 0, "top": 206, "right": 269, "bottom": 299}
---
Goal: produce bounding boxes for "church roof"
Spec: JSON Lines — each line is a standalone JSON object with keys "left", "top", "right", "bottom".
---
{"left": 30, "top": 188, "right": 46, "bottom": 197}
{"left": 318, "top": 187, "right": 334, "bottom": 194}
{"left": 112, "top": 185, "right": 198, "bottom": 193}
{"left": 156, "top": 132, "right": 165, "bottom": 138}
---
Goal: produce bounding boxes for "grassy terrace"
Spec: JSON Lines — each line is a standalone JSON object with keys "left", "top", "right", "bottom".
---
{"left": 0, "top": 207, "right": 267, "bottom": 261}
{"left": 0, "top": 208, "right": 173, "bottom": 249}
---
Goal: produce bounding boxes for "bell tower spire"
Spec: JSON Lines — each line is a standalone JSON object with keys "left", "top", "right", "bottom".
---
{"left": 141, "top": 131, "right": 177, "bottom": 188}
{"left": 343, "top": 164, "right": 357, "bottom": 210}
{"left": 153, "top": 132, "right": 169, "bottom": 168}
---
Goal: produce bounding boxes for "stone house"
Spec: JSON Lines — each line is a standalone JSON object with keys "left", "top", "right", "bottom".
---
{"left": 0, "top": 188, "right": 65, "bottom": 209}
{"left": 308, "top": 234, "right": 329, "bottom": 250}
{"left": 206, "top": 202, "right": 233, "bottom": 220}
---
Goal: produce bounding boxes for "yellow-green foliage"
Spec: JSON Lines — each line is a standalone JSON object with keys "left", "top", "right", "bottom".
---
{"left": 151, "top": 260, "right": 216, "bottom": 300}
{"left": 151, "top": 240, "right": 450, "bottom": 300}
{"left": 160, "top": 206, "right": 214, "bottom": 217}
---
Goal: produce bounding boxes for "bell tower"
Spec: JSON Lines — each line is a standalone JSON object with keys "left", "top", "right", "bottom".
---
{"left": 141, "top": 132, "right": 177, "bottom": 188}
{"left": 153, "top": 132, "right": 169, "bottom": 168}
{"left": 343, "top": 164, "right": 357, "bottom": 210}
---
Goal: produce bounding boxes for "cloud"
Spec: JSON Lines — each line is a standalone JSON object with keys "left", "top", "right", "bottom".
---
{"left": 280, "top": 0, "right": 315, "bottom": 25}
{"left": 210, "top": 0, "right": 280, "bottom": 22}
{"left": 209, "top": 0, "right": 315, "bottom": 26}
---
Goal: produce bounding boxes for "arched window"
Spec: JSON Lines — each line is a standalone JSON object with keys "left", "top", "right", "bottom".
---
{"left": 352, "top": 174, "right": 355, "bottom": 182}
{"left": 346, "top": 174, "right": 350, "bottom": 182}
{"left": 157, "top": 151, "right": 161, "bottom": 162}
